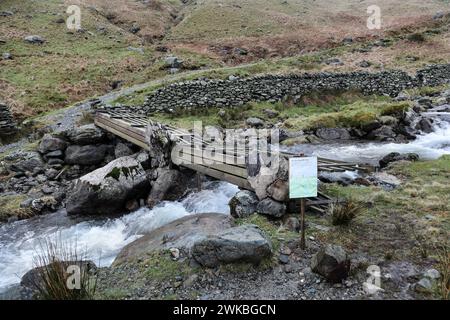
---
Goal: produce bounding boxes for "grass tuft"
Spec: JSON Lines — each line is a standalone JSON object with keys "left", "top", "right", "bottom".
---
{"left": 31, "top": 237, "right": 97, "bottom": 300}
{"left": 329, "top": 199, "right": 366, "bottom": 226}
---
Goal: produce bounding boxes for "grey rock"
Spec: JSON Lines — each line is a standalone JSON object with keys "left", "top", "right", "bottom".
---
{"left": 316, "top": 128, "right": 351, "bottom": 140}
{"left": 246, "top": 117, "right": 264, "bottom": 128}
{"left": 263, "top": 109, "right": 279, "bottom": 118}
{"left": 127, "top": 46, "right": 144, "bottom": 54}
{"left": 164, "top": 56, "right": 183, "bottom": 69}
{"left": 44, "top": 150, "right": 63, "bottom": 159}
{"left": 342, "top": 36, "right": 353, "bottom": 44}
{"left": 114, "top": 213, "right": 233, "bottom": 265}
{"left": 146, "top": 167, "right": 185, "bottom": 208}
{"left": 379, "top": 152, "right": 419, "bottom": 168}
{"left": 192, "top": 224, "right": 273, "bottom": 267}
{"left": 415, "top": 117, "right": 434, "bottom": 133}
{"left": 257, "top": 198, "right": 286, "bottom": 218}
{"left": 414, "top": 278, "right": 433, "bottom": 293}
{"left": 358, "top": 60, "right": 371, "bottom": 68}
{"left": 64, "top": 144, "right": 109, "bottom": 165}
{"left": 31, "top": 196, "right": 58, "bottom": 213}
{"left": 66, "top": 155, "right": 150, "bottom": 215}
{"left": 0, "top": 11, "right": 14, "bottom": 16}
{"left": 367, "top": 125, "right": 396, "bottom": 141}
{"left": 325, "top": 58, "right": 344, "bottom": 66}
{"left": 8, "top": 152, "right": 45, "bottom": 173}
{"left": 38, "top": 134, "right": 68, "bottom": 154}
{"left": 395, "top": 92, "right": 410, "bottom": 101}
{"left": 433, "top": 11, "right": 445, "bottom": 20}
{"left": 24, "top": 35, "right": 45, "bottom": 44}
{"left": 311, "top": 244, "right": 350, "bottom": 283}
{"left": 47, "top": 158, "right": 64, "bottom": 165}
{"left": 65, "top": 124, "right": 106, "bottom": 145}
{"left": 44, "top": 168, "right": 59, "bottom": 179}
{"left": 279, "top": 254, "right": 289, "bottom": 264}
{"left": 114, "top": 142, "right": 134, "bottom": 158}
{"left": 284, "top": 216, "right": 300, "bottom": 232}
{"left": 21, "top": 261, "right": 96, "bottom": 292}
{"left": 129, "top": 24, "right": 141, "bottom": 34}
{"left": 229, "top": 190, "right": 259, "bottom": 218}
{"left": 423, "top": 268, "right": 440, "bottom": 280}
{"left": 2, "top": 52, "right": 12, "bottom": 60}
{"left": 20, "top": 198, "right": 34, "bottom": 208}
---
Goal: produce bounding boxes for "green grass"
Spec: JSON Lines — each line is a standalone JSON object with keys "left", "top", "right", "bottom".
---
{"left": 319, "top": 156, "right": 450, "bottom": 258}
{"left": 0, "top": 0, "right": 217, "bottom": 118}
{"left": 145, "top": 90, "right": 407, "bottom": 132}
{"left": 0, "top": 194, "right": 28, "bottom": 222}
{"left": 142, "top": 251, "right": 195, "bottom": 281}
{"left": 236, "top": 214, "right": 298, "bottom": 253}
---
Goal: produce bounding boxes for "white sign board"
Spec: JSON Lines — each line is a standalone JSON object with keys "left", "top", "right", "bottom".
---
{"left": 289, "top": 157, "right": 318, "bottom": 199}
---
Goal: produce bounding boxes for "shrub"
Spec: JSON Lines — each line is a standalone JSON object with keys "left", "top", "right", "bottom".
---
{"left": 435, "top": 244, "right": 450, "bottom": 300}
{"left": 380, "top": 102, "right": 410, "bottom": 116}
{"left": 407, "top": 33, "right": 426, "bottom": 42}
{"left": 329, "top": 199, "right": 366, "bottom": 226}
{"left": 31, "top": 238, "right": 97, "bottom": 300}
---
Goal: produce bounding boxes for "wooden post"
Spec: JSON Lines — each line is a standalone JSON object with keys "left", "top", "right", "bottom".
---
{"left": 300, "top": 198, "right": 306, "bottom": 250}
{"left": 197, "top": 172, "right": 202, "bottom": 191}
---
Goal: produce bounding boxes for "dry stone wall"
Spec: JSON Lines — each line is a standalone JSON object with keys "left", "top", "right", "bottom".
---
{"left": 141, "top": 64, "right": 450, "bottom": 114}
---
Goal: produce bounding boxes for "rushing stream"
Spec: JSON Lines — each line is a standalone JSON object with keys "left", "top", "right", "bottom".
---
{"left": 0, "top": 182, "right": 238, "bottom": 293}
{"left": 283, "top": 115, "right": 450, "bottom": 165}
{"left": 0, "top": 112, "right": 449, "bottom": 294}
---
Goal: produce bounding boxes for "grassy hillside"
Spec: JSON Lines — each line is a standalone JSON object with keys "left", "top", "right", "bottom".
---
{"left": 0, "top": 0, "right": 218, "bottom": 118}
{"left": 0, "top": 0, "right": 449, "bottom": 120}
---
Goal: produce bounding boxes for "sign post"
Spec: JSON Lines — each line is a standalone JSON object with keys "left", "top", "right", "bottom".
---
{"left": 289, "top": 156, "right": 318, "bottom": 250}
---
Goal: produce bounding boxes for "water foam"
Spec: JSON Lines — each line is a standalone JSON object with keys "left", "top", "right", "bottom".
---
{"left": 0, "top": 182, "right": 238, "bottom": 292}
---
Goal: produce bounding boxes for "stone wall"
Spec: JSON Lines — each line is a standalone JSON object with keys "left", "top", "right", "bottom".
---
{"left": 141, "top": 64, "right": 450, "bottom": 114}
{"left": 0, "top": 103, "right": 17, "bottom": 137}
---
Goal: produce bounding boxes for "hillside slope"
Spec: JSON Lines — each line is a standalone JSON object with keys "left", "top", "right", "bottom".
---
{"left": 0, "top": 0, "right": 449, "bottom": 119}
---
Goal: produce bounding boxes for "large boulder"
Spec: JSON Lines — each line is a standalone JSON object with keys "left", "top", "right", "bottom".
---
{"left": 146, "top": 167, "right": 184, "bottom": 208}
{"left": 228, "top": 190, "right": 259, "bottom": 218}
{"left": 7, "top": 152, "right": 45, "bottom": 173}
{"left": 64, "top": 144, "right": 109, "bottom": 166}
{"left": 38, "top": 134, "right": 68, "bottom": 154}
{"left": 367, "top": 125, "right": 396, "bottom": 141}
{"left": 114, "top": 142, "right": 134, "bottom": 158}
{"left": 65, "top": 124, "right": 106, "bottom": 145}
{"left": 311, "top": 244, "right": 350, "bottom": 283}
{"left": 256, "top": 198, "right": 286, "bottom": 218}
{"left": 66, "top": 154, "right": 150, "bottom": 215}
{"left": 113, "top": 213, "right": 234, "bottom": 265}
{"left": 315, "top": 128, "right": 351, "bottom": 140}
{"left": 192, "top": 224, "right": 273, "bottom": 267}
{"left": 379, "top": 152, "right": 419, "bottom": 168}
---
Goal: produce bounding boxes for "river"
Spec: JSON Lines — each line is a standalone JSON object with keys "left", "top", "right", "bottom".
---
{"left": 0, "top": 112, "right": 449, "bottom": 293}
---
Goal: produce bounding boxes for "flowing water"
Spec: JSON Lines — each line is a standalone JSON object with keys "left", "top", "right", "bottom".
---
{"left": 1, "top": 112, "right": 449, "bottom": 294}
{"left": 283, "top": 115, "right": 450, "bottom": 165}
{"left": 0, "top": 182, "right": 238, "bottom": 293}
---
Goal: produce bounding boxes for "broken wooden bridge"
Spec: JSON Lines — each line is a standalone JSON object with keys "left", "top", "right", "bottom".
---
{"left": 95, "top": 109, "right": 374, "bottom": 213}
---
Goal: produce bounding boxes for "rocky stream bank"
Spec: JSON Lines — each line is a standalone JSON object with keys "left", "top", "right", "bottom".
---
{"left": 0, "top": 77, "right": 449, "bottom": 300}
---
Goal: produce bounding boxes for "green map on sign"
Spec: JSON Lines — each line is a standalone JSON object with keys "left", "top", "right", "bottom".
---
{"left": 289, "top": 157, "right": 318, "bottom": 198}
{"left": 289, "top": 177, "right": 317, "bottom": 199}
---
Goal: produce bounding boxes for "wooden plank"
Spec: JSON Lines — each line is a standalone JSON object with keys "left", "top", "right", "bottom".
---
{"left": 97, "top": 115, "right": 147, "bottom": 137}
{"left": 180, "top": 162, "right": 253, "bottom": 190}
{"left": 97, "top": 114, "right": 146, "bottom": 137}
{"left": 96, "top": 118, "right": 147, "bottom": 143}
{"left": 172, "top": 153, "right": 248, "bottom": 178}
{"left": 174, "top": 144, "right": 247, "bottom": 167}
{"left": 95, "top": 119, "right": 150, "bottom": 150}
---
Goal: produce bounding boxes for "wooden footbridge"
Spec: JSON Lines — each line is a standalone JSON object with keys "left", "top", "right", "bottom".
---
{"left": 95, "top": 109, "right": 374, "bottom": 213}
